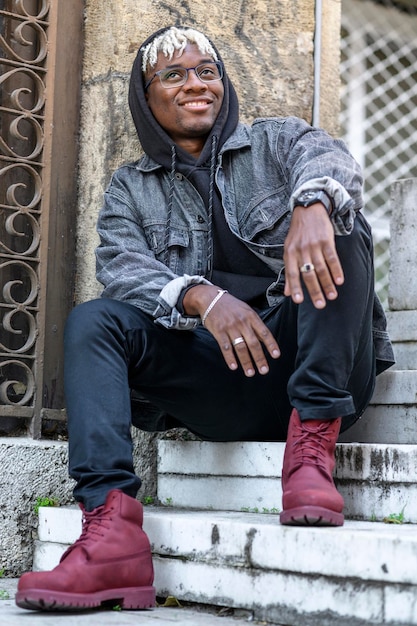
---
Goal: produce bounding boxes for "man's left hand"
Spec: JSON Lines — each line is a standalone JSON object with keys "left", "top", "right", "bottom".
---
{"left": 283, "top": 203, "right": 344, "bottom": 309}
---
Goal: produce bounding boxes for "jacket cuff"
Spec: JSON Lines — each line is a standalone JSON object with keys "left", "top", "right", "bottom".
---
{"left": 153, "top": 274, "right": 212, "bottom": 330}
{"left": 290, "top": 177, "right": 358, "bottom": 235}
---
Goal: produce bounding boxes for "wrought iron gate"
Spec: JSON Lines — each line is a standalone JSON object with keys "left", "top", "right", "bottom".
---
{"left": 0, "top": 0, "right": 83, "bottom": 437}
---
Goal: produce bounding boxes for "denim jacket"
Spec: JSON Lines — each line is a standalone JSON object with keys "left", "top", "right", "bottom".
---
{"left": 96, "top": 116, "right": 394, "bottom": 372}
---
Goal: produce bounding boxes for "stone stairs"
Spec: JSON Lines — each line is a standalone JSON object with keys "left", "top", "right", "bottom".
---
{"left": 31, "top": 341, "right": 417, "bottom": 625}
{"left": 33, "top": 382, "right": 417, "bottom": 626}
{"left": 34, "top": 504, "right": 417, "bottom": 626}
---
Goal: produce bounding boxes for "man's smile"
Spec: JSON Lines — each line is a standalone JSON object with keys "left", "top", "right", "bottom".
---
{"left": 181, "top": 99, "right": 213, "bottom": 109}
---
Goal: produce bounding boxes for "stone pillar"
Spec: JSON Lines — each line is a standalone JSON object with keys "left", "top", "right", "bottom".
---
{"left": 388, "top": 178, "right": 417, "bottom": 311}
{"left": 385, "top": 178, "right": 417, "bottom": 370}
{"left": 339, "top": 178, "right": 417, "bottom": 444}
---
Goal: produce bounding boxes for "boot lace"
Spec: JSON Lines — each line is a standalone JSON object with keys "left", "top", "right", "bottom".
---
{"left": 60, "top": 504, "right": 114, "bottom": 561}
{"left": 290, "top": 421, "right": 335, "bottom": 477}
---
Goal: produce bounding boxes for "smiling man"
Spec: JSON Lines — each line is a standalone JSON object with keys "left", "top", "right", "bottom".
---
{"left": 144, "top": 50, "right": 224, "bottom": 153}
{"left": 16, "top": 26, "right": 394, "bottom": 613}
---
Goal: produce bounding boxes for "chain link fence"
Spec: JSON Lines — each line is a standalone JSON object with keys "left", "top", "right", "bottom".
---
{"left": 340, "top": 0, "right": 417, "bottom": 305}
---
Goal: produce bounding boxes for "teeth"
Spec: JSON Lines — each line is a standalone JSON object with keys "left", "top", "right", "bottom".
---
{"left": 184, "top": 101, "right": 208, "bottom": 107}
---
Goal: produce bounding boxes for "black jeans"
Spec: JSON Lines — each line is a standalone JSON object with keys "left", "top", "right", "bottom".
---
{"left": 64, "top": 214, "right": 376, "bottom": 510}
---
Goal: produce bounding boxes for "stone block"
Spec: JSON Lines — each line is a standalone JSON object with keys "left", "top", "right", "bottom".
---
{"left": 0, "top": 438, "right": 74, "bottom": 577}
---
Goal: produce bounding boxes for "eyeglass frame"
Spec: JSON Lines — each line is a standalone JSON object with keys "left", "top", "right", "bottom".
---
{"left": 144, "top": 61, "right": 224, "bottom": 92}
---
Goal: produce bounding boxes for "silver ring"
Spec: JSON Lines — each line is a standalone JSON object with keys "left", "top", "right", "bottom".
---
{"left": 299, "top": 263, "right": 315, "bottom": 273}
{"left": 232, "top": 337, "right": 245, "bottom": 347}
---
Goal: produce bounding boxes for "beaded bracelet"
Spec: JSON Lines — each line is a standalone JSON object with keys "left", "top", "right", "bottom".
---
{"left": 202, "top": 289, "right": 228, "bottom": 326}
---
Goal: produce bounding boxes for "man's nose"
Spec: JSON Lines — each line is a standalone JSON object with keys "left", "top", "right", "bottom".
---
{"left": 184, "top": 69, "right": 207, "bottom": 88}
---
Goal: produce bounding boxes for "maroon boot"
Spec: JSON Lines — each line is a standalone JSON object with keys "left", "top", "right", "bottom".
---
{"left": 16, "top": 489, "right": 155, "bottom": 611}
{"left": 280, "top": 408, "right": 344, "bottom": 526}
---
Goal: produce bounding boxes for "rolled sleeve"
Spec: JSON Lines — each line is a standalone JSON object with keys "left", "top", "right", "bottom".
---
{"left": 290, "top": 176, "right": 357, "bottom": 235}
{"left": 154, "top": 274, "right": 212, "bottom": 329}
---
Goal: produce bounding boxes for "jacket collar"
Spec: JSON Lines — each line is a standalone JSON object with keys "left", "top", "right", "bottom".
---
{"left": 134, "top": 123, "right": 252, "bottom": 173}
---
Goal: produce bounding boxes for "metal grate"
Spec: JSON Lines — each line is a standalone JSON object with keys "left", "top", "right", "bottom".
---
{"left": 1, "top": 0, "right": 82, "bottom": 438}
{"left": 340, "top": 0, "right": 417, "bottom": 305}
{"left": 0, "top": 0, "right": 49, "bottom": 434}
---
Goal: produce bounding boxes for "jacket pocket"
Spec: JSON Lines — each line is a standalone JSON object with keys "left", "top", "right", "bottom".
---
{"left": 238, "top": 188, "right": 290, "bottom": 245}
{"left": 145, "top": 223, "right": 191, "bottom": 273}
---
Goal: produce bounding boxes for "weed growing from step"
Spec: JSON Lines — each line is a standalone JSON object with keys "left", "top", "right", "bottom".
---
{"left": 241, "top": 506, "right": 280, "bottom": 514}
{"left": 34, "top": 496, "right": 60, "bottom": 515}
{"left": 142, "top": 496, "right": 155, "bottom": 505}
{"left": 0, "top": 569, "right": 9, "bottom": 601}
{"left": 383, "top": 505, "right": 406, "bottom": 524}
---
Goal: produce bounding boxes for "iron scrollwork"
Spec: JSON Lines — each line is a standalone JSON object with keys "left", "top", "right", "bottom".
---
{"left": 1, "top": 0, "right": 50, "bottom": 410}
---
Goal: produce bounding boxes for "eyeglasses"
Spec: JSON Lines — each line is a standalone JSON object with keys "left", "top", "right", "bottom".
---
{"left": 144, "top": 61, "right": 223, "bottom": 91}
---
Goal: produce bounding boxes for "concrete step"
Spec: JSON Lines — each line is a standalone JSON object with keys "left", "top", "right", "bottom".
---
{"left": 157, "top": 440, "right": 417, "bottom": 522}
{"left": 386, "top": 310, "right": 417, "bottom": 370}
{"left": 339, "top": 369, "right": 417, "bottom": 444}
{"left": 33, "top": 505, "right": 417, "bottom": 626}
{"left": 1, "top": 578, "right": 254, "bottom": 626}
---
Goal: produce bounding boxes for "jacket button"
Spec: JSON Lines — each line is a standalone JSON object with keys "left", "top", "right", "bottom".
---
{"left": 197, "top": 215, "right": 205, "bottom": 223}
{"left": 175, "top": 173, "right": 183, "bottom": 180}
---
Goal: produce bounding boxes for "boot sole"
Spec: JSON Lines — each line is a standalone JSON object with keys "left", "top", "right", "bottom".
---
{"left": 280, "top": 506, "right": 344, "bottom": 527}
{"left": 15, "top": 586, "right": 156, "bottom": 611}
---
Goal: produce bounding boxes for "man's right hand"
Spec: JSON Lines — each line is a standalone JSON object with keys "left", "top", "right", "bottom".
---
{"left": 183, "top": 285, "right": 280, "bottom": 377}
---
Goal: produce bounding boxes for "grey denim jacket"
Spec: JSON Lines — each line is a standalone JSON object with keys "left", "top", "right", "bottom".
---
{"left": 96, "top": 116, "right": 394, "bottom": 373}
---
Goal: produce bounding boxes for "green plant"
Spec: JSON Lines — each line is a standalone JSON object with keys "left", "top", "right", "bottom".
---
{"left": 164, "top": 497, "right": 173, "bottom": 506}
{"left": 34, "top": 496, "right": 59, "bottom": 515}
{"left": 383, "top": 506, "right": 406, "bottom": 525}
{"left": 0, "top": 570, "right": 9, "bottom": 600}
{"left": 143, "top": 496, "right": 154, "bottom": 505}
{"left": 241, "top": 506, "right": 280, "bottom": 514}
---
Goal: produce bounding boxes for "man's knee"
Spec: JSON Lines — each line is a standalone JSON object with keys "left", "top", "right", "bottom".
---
{"left": 65, "top": 299, "right": 126, "bottom": 344}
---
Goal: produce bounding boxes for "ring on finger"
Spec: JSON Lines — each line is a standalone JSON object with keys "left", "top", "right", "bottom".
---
{"left": 300, "top": 262, "right": 315, "bottom": 273}
{"left": 232, "top": 336, "right": 245, "bottom": 347}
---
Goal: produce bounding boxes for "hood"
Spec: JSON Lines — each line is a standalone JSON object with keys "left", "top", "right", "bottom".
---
{"left": 128, "top": 26, "right": 239, "bottom": 168}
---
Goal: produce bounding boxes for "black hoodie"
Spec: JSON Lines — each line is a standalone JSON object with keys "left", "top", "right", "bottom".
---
{"left": 128, "top": 27, "right": 275, "bottom": 306}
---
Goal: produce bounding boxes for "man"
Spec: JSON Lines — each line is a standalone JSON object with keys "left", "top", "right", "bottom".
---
{"left": 16, "top": 25, "right": 394, "bottom": 612}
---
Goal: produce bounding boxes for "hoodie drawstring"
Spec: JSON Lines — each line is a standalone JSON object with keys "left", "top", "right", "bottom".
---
{"left": 206, "top": 135, "right": 217, "bottom": 280}
{"left": 164, "top": 145, "right": 176, "bottom": 267}
{"left": 164, "top": 137, "right": 217, "bottom": 280}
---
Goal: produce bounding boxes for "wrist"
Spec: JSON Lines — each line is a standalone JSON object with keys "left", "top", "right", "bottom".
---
{"left": 182, "top": 284, "right": 218, "bottom": 317}
{"left": 294, "top": 190, "right": 333, "bottom": 216}
{"left": 201, "top": 289, "right": 228, "bottom": 326}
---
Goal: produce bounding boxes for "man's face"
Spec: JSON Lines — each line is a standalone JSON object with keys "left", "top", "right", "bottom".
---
{"left": 145, "top": 43, "right": 224, "bottom": 154}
